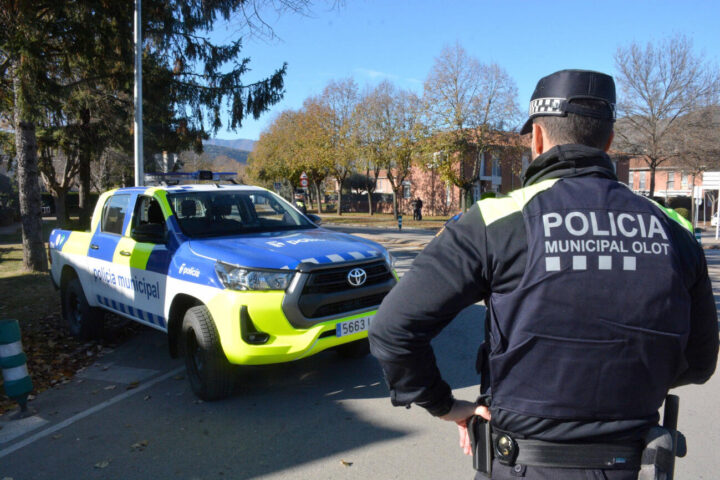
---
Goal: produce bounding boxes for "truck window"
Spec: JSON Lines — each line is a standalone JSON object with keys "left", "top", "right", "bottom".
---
{"left": 101, "top": 194, "right": 130, "bottom": 235}
{"left": 167, "top": 190, "right": 314, "bottom": 237}
{"left": 133, "top": 196, "right": 166, "bottom": 228}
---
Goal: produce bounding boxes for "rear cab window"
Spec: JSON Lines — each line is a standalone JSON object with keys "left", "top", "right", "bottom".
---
{"left": 101, "top": 194, "right": 131, "bottom": 235}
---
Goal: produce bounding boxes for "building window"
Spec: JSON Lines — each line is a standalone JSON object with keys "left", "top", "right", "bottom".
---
{"left": 639, "top": 171, "right": 646, "bottom": 190}
{"left": 667, "top": 172, "right": 674, "bottom": 191}
{"left": 402, "top": 180, "right": 411, "bottom": 199}
{"left": 446, "top": 181, "right": 452, "bottom": 207}
{"left": 628, "top": 171, "right": 634, "bottom": 189}
{"left": 682, "top": 173, "right": 689, "bottom": 189}
{"left": 492, "top": 157, "right": 501, "bottom": 177}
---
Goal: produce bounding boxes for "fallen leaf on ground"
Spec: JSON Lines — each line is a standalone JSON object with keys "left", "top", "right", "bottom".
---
{"left": 340, "top": 459, "right": 353, "bottom": 467}
{"left": 104, "top": 385, "right": 117, "bottom": 390}
{"left": 94, "top": 460, "right": 110, "bottom": 469}
{"left": 126, "top": 381, "right": 139, "bottom": 390}
{"left": 131, "top": 439, "right": 149, "bottom": 451}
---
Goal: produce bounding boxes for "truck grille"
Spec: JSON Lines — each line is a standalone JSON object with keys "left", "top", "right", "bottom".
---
{"left": 298, "top": 261, "right": 394, "bottom": 319}
{"left": 302, "top": 261, "right": 392, "bottom": 294}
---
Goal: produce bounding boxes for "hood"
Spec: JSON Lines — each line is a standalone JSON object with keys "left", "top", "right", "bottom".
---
{"left": 187, "top": 227, "right": 386, "bottom": 270}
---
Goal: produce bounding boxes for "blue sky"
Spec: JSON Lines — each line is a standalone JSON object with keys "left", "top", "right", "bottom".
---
{"left": 209, "top": 0, "right": 720, "bottom": 141}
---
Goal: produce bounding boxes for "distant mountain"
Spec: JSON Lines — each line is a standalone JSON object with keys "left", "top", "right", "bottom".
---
{"left": 202, "top": 144, "right": 250, "bottom": 164}
{"left": 204, "top": 138, "right": 256, "bottom": 152}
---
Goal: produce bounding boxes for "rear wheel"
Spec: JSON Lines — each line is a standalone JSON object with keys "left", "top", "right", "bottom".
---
{"left": 182, "top": 305, "right": 236, "bottom": 400}
{"left": 61, "top": 277, "right": 104, "bottom": 340}
{"left": 335, "top": 338, "right": 370, "bottom": 359}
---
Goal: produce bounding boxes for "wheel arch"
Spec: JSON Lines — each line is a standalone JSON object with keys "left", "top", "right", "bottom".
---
{"left": 59, "top": 265, "right": 79, "bottom": 291}
{"left": 167, "top": 293, "right": 203, "bottom": 358}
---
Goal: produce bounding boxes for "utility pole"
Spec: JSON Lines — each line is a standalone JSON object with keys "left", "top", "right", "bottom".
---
{"left": 134, "top": 0, "right": 144, "bottom": 186}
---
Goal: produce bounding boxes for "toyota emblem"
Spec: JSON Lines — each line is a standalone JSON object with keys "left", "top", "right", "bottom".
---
{"left": 347, "top": 268, "right": 367, "bottom": 287}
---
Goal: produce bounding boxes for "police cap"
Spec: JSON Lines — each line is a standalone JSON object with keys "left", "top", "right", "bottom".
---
{"left": 520, "top": 69, "right": 616, "bottom": 135}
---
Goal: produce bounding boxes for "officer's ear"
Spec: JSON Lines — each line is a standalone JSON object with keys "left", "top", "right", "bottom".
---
{"left": 603, "top": 131, "right": 615, "bottom": 152}
{"left": 531, "top": 122, "right": 545, "bottom": 158}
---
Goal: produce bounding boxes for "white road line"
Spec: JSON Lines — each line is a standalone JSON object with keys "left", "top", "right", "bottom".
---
{"left": 0, "top": 366, "right": 185, "bottom": 460}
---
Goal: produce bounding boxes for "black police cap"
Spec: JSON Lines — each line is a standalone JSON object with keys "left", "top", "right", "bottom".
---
{"left": 520, "top": 69, "right": 616, "bottom": 135}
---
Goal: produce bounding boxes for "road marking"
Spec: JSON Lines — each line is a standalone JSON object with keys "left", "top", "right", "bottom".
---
{"left": 0, "top": 415, "right": 49, "bottom": 445}
{"left": 0, "top": 366, "right": 184, "bottom": 460}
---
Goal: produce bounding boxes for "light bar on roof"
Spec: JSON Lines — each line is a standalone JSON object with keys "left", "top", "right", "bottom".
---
{"left": 144, "top": 170, "right": 238, "bottom": 184}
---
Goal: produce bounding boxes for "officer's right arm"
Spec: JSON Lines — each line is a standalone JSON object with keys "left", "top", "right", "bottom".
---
{"left": 368, "top": 205, "right": 490, "bottom": 416}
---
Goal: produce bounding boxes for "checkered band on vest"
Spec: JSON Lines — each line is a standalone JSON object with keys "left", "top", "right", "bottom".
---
{"left": 528, "top": 97, "right": 565, "bottom": 116}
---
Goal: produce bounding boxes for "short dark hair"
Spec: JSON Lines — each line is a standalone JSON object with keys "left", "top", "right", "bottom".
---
{"left": 534, "top": 99, "right": 614, "bottom": 149}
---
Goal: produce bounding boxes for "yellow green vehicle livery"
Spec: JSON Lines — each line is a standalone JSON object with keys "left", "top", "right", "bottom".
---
{"left": 49, "top": 182, "right": 397, "bottom": 399}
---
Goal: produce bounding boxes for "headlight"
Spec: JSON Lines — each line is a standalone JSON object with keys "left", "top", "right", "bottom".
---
{"left": 215, "top": 262, "right": 294, "bottom": 291}
{"left": 383, "top": 250, "right": 397, "bottom": 269}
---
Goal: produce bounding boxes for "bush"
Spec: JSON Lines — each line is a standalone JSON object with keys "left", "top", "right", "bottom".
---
{"left": 0, "top": 206, "right": 14, "bottom": 226}
{"left": 667, "top": 196, "right": 691, "bottom": 210}
{"left": 674, "top": 207, "right": 691, "bottom": 221}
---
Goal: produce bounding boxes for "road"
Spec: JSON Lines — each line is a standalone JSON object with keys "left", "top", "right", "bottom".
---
{"left": 1, "top": 227, "right": 719, "bottom": 479}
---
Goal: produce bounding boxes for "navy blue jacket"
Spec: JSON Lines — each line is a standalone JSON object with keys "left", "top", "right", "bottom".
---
{"left": 369, "top": 144, "right": 718, "bottom": 441}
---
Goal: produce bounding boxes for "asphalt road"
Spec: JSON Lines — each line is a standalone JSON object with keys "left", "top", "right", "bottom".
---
{"left": 1, "top": 227, "right": 719, "bottom": 479}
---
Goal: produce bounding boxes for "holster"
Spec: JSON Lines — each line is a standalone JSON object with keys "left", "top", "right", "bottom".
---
{"left": 638, "top": 426, "right": 686, "bottom": 480}
{"left": 467, "top": 415, "right": 492, "bottom": 475}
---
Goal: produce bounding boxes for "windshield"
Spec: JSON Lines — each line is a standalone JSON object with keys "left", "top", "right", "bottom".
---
{"left": 167, "top": 190, "right": 315, "bottom": 237}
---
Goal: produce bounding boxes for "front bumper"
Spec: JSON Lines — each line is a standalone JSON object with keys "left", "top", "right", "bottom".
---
{"left": 206, "top": 289, "right": 380, "bottom": 366}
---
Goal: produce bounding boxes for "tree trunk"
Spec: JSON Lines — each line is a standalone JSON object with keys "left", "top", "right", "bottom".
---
{"left": 367, "top": 190, "right": 373, "bottom": 215}
{"left": 53, "top": 190, "right": 68, "bottom": 227}
{"left": 78, "top": 109, "right": 92, "bottom": 228}
{"left": 649, "top": 164, "right": 656, "bottom": 198}
{"left": 336, "top": 176, "right": 344, "bottom": 215}
{"left": 13, "top": 75, "right": 47, "bottom": 272}
{"left": 314, "top": 182, "right": 322, "bottom": 214}
{"left": 392, "top": 189, "right": 398, "bottom": 219}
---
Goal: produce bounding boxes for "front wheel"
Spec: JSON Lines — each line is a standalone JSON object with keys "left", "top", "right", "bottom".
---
{"left": 182, "top": 305, "right": 236, "bottom": 400}
{"left": 335, "top": 338, "right": 370, "bottom": 359}
{"left": 61, "top": 277, "right": 104, "bottom": 340}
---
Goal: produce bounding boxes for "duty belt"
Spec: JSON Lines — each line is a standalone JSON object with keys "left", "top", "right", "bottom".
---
{"left": 492, "top": 433, "right": 643, "bottom": 470}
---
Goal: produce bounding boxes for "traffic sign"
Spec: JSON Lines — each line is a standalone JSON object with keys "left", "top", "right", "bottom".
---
{"left": 300, "top": 172, "right": 308, "bottom": 188}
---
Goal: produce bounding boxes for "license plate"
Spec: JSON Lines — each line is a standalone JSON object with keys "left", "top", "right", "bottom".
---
{"left": 336, "top": 315, "right": 373, "bottom": 337}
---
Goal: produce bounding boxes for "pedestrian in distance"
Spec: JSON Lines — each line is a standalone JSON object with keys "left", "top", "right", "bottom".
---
{"left": 413, "top": 197, "right": 423, "bottom": 221}
{"left": 368, "top": 69, "right": 718, "bottom": 479}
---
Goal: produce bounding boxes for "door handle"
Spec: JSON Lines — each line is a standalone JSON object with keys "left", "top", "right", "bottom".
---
{"left": 90, "top": 244, "right": 99, "bottom": 250}
{"left": 119, "top": 250, "right": 131, "bottom": 257}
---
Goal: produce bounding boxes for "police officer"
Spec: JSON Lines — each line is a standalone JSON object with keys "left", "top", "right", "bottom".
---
{"left": 368, "top": 69, "right": 718, "bottom": 479}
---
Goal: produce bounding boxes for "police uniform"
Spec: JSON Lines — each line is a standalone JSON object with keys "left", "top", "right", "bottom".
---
{"left": 368, "top": 70, "right": 718, "bottom": 479}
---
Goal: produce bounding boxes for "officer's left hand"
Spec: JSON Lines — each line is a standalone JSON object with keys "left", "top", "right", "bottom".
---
{"left": 439, "top": 400, "right": 491, "bottom": 456}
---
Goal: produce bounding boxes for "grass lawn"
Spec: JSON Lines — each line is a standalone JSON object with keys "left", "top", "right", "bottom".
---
{"left": 0, "top": 218, "right": 131, "bottom": 415}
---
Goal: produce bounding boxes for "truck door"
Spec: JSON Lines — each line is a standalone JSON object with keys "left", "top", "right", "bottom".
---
{"left": 87, "top": 193, "right": 132, "bottom": 312}
{"left": 109, "top": 195, "right": 171, "bottom": 331}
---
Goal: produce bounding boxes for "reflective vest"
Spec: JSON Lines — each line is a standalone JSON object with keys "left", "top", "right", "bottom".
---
{"left": 480, "top": 176, "right": 693, "bottom": 420}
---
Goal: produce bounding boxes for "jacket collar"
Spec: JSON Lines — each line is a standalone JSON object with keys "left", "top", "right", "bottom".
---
{"left": 522, "top": 144, "right": 617, "bottom": 187}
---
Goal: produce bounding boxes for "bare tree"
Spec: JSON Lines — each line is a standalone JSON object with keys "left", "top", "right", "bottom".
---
{"left": 670, "top": 107, "right": 720, "bottom": 224}
{"left": 423, "top": 43, "right": 520, "bottom": 210}
{"left": 318, "top": 78, "right": 360, "bottom": 215}
{"left": 614, "top": 35, "right": 720, "bottom": 197}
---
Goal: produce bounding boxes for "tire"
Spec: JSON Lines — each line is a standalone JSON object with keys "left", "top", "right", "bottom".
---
{"left": 61, "top": 277, "right": 104, "bottom": 340}
{"left": 182, "top": 305, "right": 236, "bottom": 400}
{"left": 335, "top": 338, "right": 370, "bottom": 359}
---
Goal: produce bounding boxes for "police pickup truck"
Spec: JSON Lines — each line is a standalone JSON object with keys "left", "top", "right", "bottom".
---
{"left": 48, "top": 173, "right": 397, "bottom": 399}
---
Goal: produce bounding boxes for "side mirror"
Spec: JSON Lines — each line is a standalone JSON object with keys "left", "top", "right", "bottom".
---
{"left": 132, "top": 223, "right": 166, "bottom": 244}
{"left": 307, "top": 214, "right": 322, "bottom": 225}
